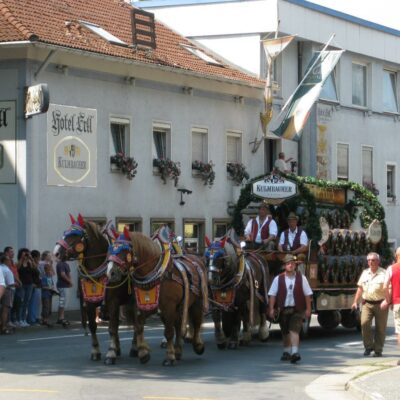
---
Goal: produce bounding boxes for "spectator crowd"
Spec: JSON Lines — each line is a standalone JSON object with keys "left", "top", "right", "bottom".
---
{"left": 0, "top": 246, "right": 72, "bottom": 334}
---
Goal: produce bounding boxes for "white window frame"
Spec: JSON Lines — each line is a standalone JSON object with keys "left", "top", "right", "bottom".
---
{"left": 336, "top": 143, "right": 349, "bottom": 181}
{"left": 116, "top": 217, "right": 142, "bottom": 233}
{"left": 110, "top": 117, "right": 131, "bottom": 172}
{"left": 383, "top": 69, "right": 398, "bottom": 114}
{"left": 191, "top": 126, "right": 208, "bottom": 164}
{"left": 386, "top": 163, "right": 396, "bottom": 203}
{"left": 226, "top": 130, "right": 242, "bottom": 164}
{"left": 183, "top": 219, "right": 205, "bottom": 253}
{"left": 361, "top": 145, "right": 373, "bottom": 186}
{"left": 212, "top": 219, "right": 231, "bottom": 240}
{"left": 79, "top": 20, "right": 127, "bottom": 46}
{"left": 352, "top": 62, "right": 367, "bottom": 108}
{"left": 320, "top": 66, "right": 339, "bottom": 102}
{"left": 150, "top": 219, "right": 175, "bottom": 236}
{"left": 152, "top": 121, "right": 171, "bottom": 160}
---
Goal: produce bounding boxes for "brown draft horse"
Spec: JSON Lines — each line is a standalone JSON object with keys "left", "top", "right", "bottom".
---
{"left": 54, "top": 214, "right": 136, "bottom": 365}
{"left": 106, "top": 226, "right": 208, "bottom": 366}
{"left": 205, "top": 228, "right": 270, "bottom": 349}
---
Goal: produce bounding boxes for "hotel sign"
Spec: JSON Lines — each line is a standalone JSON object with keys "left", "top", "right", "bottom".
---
{"left": 252, "top": 175, "right": 297, "bottom": 203}
{"left": 47, "top": 104, "right": 97, "bottom": 187}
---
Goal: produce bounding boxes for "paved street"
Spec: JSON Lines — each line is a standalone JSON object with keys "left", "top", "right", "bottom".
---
{"left": 0, "top": 314, "right": 399, "bottom": 400}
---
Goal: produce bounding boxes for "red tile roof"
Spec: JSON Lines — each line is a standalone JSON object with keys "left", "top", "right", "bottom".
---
{"left": 0, "top": 0, "right": 263, "bottom": 87}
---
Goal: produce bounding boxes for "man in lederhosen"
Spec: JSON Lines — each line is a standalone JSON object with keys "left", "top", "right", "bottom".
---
{"left": 244, "top": 202, "right": 277, "bottom": 250}
{"left": 268, "top": 254, "right": 313, "bottom": 364}
{"left": 278, "top": 212, "right": 309, "bottom": 274}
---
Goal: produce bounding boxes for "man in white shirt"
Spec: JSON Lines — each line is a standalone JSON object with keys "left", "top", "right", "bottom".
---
{"left": 0, "top": 265, "right": 5, "bottom": 300}
{"left": 244, "top": 203, "right": 278, "bottom": 250}
{"left": 268, "top": 254, "right": 313, "bottom": 364}
{"left": 274, "top": 152, "right": 293, "bottom": 173}
{"left": 0, "top": 253, "right": 16, "bottom": 332}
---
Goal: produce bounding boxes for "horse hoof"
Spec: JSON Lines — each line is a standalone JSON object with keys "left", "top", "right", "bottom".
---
{"left": 217, "top": 342, "right": 227, "bottom": 350}
{"left": 228, "top": 342, "right": 238, "bottom": 350}
{"left": 129, "top": 349, "right": 138, "bottom": 358}
{"left": 91, "top": 353, "right": 101, "bottom": 361}
{"left": 260, "top": 336, "right": 270, "bottom": 343}
{"left": 184, "top": 337, "right": 192, "bottom": 344}
{"left": 175, "top": 353, "right": 182, "bottom": 361}
{"left": 104, "top": 357, "right": 116, "bottom": 365}
{"left": 160, "top": 341, "right": 167, "bottom": 349}
{"left": 162, "top": 359, "right": 176, "bottom": 366}
{"left": 239, "top": 339, "right": 250, "bottom": 346}
{"left": 193, "top": 344, "right": 205, "bottom": 355}
{"left": 139, "top": 353, "right": 151, "bottom": 364}
{"left": 116, "top": 349, "right": 121, "bottom": 357}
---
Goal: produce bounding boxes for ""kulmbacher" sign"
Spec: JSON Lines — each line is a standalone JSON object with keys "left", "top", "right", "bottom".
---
{"left": 252, "top": 175, "right": 297, "bottom": 202}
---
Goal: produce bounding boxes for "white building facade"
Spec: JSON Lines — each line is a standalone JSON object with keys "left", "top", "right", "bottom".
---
{"left": 137, "top": 0, "right": 400, "bottom": 250}
{"left": 0, "top": 0, "right": 265, "bottom": 309}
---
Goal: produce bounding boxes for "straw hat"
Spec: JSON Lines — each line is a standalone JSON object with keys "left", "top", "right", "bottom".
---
{"left": 282, "top": 254, "right": 297, "bottom": 264}
{"left": 287, "top": 212, "right": 299, "bottom": 221}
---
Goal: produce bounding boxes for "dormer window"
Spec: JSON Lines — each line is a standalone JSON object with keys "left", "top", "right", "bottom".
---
{"left": 79, "top": 20, "right": 127, "bottom": 46}
{"left": 181, "top": 44, "right": 222, "bottom": 66}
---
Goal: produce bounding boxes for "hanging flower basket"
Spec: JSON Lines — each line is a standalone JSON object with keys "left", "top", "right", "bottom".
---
{"left": 192, "top": 160, "right": 215, "bottom": 187}
{"left": 227, "top": 162, "right": 250, "bottom": 185}
{"left": 153, "top": 158, "right": 181, "bottom": 186}
{"left": 110, "top": 153, "right": 138, "bottom": 180}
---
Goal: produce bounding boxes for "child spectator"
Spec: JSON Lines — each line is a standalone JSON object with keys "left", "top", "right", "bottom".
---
{"left": 41, "top": 264, "right": 58, "bottom": 327}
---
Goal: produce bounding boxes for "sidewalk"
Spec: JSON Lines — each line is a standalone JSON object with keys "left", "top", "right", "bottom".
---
{"left": 346, "top": 360, "right": 400, "bottom": 400}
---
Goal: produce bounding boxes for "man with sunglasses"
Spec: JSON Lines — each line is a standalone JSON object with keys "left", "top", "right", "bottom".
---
{"left": 268, "top": 254, "right": 313, "bottom": 363}
{"left": 352, "top": 252, "right": 389, "bottom": 357}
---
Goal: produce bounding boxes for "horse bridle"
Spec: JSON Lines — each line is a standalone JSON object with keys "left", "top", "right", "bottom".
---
{"left": 107, "top": 240, "right": 137, "bottom": 274}
{"left": 57, "top": 225, "right": 88, "bottom": 259}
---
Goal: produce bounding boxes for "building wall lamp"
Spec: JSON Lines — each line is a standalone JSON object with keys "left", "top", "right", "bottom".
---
{"left": 177, "top": 188, "right": 192, "bottom": 206}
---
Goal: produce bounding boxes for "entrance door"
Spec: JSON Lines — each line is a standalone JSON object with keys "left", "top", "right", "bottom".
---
{"left": 265, "top": 138, "right": 278, "bottom": 174}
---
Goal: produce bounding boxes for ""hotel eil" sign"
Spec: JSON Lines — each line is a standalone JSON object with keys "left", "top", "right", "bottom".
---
{"left": 47, "top": 104, "right": 97, "bottom": 187}
{"left": 252, "top": 175, "right": 297, "bottom": 203}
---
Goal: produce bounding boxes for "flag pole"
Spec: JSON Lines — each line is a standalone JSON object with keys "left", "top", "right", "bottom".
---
{"left": 279, "top": 33, "right": 336, "bottom": 115}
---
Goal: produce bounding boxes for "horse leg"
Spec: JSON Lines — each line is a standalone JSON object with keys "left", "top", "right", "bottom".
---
{"left": 173, "top": 317, "right": 184, "bottom": 361}
{"left": 135, "top": 312, "right": 151, "bottom": 364}
{"left": 161, "top": 310, "right": 177, "bottom": 366}
{"left": 212, "top": 308, "right": 227, "bottom": 349}
{"left": 104, "top": 299, "right": 120, "bottom": 365}
{"left": 190, "top": 300, "right": 205, "bottom": 355}
{"left": 227, "top": 310, "right": 241, "bottom": 350}
{"left": 87, "top": 303, "right": 101, "bottom": 361}
{"left": 79, "top": 286, "right": 89, "bottom": 336}
{"left": 239, "top": 301, "right": 252, "bottom": 346}
{"left": 258, "top": 306, "right": 270, "bottom": 342}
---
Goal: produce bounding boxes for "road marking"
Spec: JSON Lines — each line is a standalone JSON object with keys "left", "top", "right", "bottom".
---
{"left": 0, "top": 389, "right": 58, "bottom": 393}
{"left": 18, "top": 328, "right": 213, "bottom": 343}
{"left": 144, "top": 397, "right": 216, "bottom": 400}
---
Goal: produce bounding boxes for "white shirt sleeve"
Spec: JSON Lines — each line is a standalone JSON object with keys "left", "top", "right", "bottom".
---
{"left": 302, "top": 275, "right": 313, "bottom": 296}
{"left": 268, "top": 276, "right": 279, "bottom": 297}
{"left": 269, "top": 219, "right": 278, "bottom": 237}
{"left": 384, "top": 266, "right": 392, "bottom": 287}
{"left": 0, "top": 269, "right": 5, "bottom": 287}
{"left": 279, "top": 231, "right": 285, "bottom": 246}
{"left": 300, "top": 230, "right": 309, "bottom": 246}
{"left": 244, "top": 218, "right": 253, "bottom": 237}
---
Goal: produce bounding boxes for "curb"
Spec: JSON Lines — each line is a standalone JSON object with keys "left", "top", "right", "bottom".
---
{"left": 345, "top": 362, "right": 398, "bottom": 400}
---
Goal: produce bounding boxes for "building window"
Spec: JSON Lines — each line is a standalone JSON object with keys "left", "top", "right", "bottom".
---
{"left": 362, "top": 146, "right": 373, "bottom": 185}
{"left": 213, "top": 219, "right": 230, "bottom": 240}
{"left": 383, "top": 70, "right": 398, "bottom": 113}
{"left": 150, "top": 219, "right": 175, "bottom": 236}
{"left": 153, "top": 122, "right": 171, "bottom": 159}
{"left": 352, "top": 63, "right": 367, "bottom": 107}
{"left": 192, "top": 128, "right": 208, "bottom": 163}
{"left": 387, "top": 164, "right": 396, "bottom": 201}
{"left": 110, "top": 118, "right": 130, "bottom": 155}
{"left": 183, "top": 220, "right": 205, "bottom": 253}
{"left": 116, "top": 218, "right": 142, "bottom": 232}
{"left": 226, "top": 131, "right": 242, "bottom": 164}
{"left": 337, "top": 143, "right": 349, "bottom": 181}
{"left": 86, "top": 217, "right": 107, "bottom": 228}
{"left": 320, "top": 69, "right": 338, "bottom": 101}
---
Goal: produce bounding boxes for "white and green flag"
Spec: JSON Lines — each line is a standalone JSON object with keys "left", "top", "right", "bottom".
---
{"left": 272, "top": 49, "right": 344, "bottom": 141}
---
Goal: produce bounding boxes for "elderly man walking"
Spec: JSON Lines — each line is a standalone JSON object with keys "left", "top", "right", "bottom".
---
{"left": 352, "top": 252, "right": 389, "bottom": 357}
